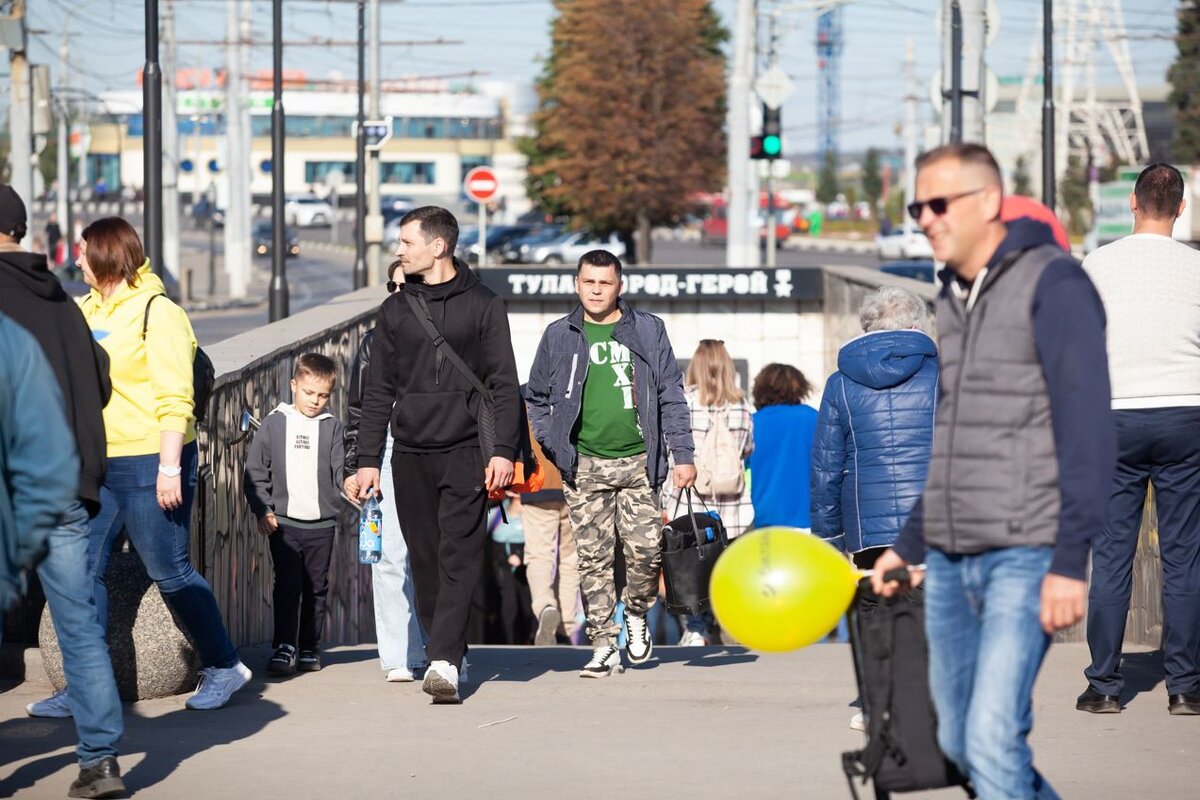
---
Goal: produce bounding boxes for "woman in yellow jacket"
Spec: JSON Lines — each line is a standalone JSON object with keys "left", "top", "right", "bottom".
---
{"left": 31, "top": 217, "right": 250, "bottom": 716}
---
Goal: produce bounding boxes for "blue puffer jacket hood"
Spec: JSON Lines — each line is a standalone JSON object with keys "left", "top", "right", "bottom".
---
{"left": 810, "top": 329, "right": 938, "bottom": 553}
{"left": 838, "top": 329, "right": 938, "bottom": 390}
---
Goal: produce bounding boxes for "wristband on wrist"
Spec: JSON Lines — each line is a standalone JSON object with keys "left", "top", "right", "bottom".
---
{"left": 158, "top": 464, "right": 183, "bottom": 478}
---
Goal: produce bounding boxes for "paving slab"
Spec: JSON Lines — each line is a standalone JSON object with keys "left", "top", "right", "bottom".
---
{"left": 0, "top": 643, "right": 1192, "bottom": 799}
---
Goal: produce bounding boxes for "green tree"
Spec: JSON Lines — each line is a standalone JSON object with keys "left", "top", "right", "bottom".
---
{"left": 1169, "top": 2, "right": 1200, "bottom": 161}
{"left": 1012, "top": 155, "right": 1032, "bottom": 196}
{"left": 861, "top": 148, "right": 882, "bottom": 215}
{"left": 1060, "top": 154, "right": 1092, "bottom": 236}
{"left": 816, "top": 150, "right": 839, "bottom": 205}
{"left": 524, "top": 0, "right": 728, "bottom": 263}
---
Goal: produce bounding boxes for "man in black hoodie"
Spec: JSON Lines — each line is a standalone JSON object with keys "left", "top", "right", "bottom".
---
{"left": 354, "top": 206, "right": 520, "bottom": 704}
{"left": 0, "top": 186, "right": 126, "bottom": 798}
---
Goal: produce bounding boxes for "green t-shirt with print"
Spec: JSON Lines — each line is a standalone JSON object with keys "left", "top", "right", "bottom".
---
{"left": 575, "top": 320, "right": 645, "bottom": 458}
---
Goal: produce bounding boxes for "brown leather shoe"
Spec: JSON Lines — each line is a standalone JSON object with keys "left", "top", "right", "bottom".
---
{"left": 1076, "top": 685, "right": 1121, "bottom": 714}
{"left": 1168, "top": 692, "right": 1200, "bottom": 715}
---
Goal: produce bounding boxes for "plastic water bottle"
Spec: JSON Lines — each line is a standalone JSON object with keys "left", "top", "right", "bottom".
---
{"left": 359, "top": 489, "right": 383, "bottom": 564}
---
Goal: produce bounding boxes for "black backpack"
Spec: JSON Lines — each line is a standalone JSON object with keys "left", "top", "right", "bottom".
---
{"left": 842, "top": 578, "right": 975, "bottom": 800}
{"left": 143, "top": 294, "right": 216, "bottom": 424}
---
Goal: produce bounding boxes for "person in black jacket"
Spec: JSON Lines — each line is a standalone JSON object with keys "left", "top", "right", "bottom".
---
{"left": 0, "top": 186, "right": 127, "bottom": 798}
{"left": 344, "top": 260, "right": 429, "bottom": 683}
{"left": 354, "top": 206, "right": 520, "bottom": 704}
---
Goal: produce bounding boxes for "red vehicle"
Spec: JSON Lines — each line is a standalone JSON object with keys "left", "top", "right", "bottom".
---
{"left": 698, "top": 193, "right": 793, "bottom": 247}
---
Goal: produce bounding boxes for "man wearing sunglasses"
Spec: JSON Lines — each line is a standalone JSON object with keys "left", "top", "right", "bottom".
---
{"left": 873, "top": 143, "right": 1116, "bottom": 799}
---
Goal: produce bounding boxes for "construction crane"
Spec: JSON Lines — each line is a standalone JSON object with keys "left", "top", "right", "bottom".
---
{"left": 815, "top": 5, "right": 843, "bottom": 162}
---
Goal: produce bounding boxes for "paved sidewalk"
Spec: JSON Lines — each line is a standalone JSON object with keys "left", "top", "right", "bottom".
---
{"left": 0, "top": 643, "right": 1191, "bottom": 799}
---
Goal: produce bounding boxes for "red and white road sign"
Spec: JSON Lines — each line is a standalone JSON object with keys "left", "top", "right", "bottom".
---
{"left": 463, "top": 166, "right": 499, "bottom": 204}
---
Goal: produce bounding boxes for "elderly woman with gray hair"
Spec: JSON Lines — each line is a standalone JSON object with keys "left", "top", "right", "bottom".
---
{"left": 811, "top": 286, "right": 938, "bottom": 569}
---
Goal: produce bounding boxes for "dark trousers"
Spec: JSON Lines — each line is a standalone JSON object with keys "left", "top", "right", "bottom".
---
{"left": 1086, "top": 407, "right": 1200, "bottom": 696}
{"left": 269, "top": 522, "right": 336, "bottom": 651}
{"left": 390, "top": 447, "right": 487, "bottom": 669}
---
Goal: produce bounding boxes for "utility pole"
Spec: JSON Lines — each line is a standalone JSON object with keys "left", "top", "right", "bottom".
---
{"left": 223, "top": 0, "right": 250, "bottom": 298}
{"left": 269, "top": 0, "right": 289, "bottom": 321}
{"left": 726, "top": 0, "right": 756, "bottom": 267}
{"left": 903, "top": 38, "right": 917, "bottom": 241}
{"left": 162, "top": 0, "right": 181, "bottom": 289}
{"left": 56, "top": 24, "right": 71, "bottom": 265}
{"left": 144, "top": 0, "right": 164, "bottom": 277}
{"left": 1042, "top": 0, "right": 1055, "bottom": 209}
{"left": 7, "top": 0, "right": 32, "bottom": 245}
{"left": 764, "top": 14, "right": 779, "bottom": 268}
{"left": 942, "top": 0, "right": 985, "bottom": 145}
{"left": 365, "top": 0, "right": 383, "bottom": 284}
{"left": 353, "top": 0, "right": 367, "bottom": 289}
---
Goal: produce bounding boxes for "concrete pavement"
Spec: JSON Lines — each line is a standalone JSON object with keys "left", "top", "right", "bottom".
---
{"left": 0, "top": 642, "right": 1192, "bottom": 799}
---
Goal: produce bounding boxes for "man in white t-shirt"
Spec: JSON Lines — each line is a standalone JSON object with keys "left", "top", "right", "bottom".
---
{"left": 1080, "top": 162, "right": 1200, "bottom": 716}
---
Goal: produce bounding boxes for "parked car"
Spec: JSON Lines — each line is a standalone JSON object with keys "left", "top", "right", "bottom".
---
{"left": 462, "top": 224, "right": 540, "bottom": 266}
{"left": 500, "top": 225, "right": 564, "bottom": 263}
{"left": 253, "top": 221, "right": 301, "bottom": 258}
{"left": 527, "top": 230, "right": 626, "bottom": 265}
{"left": 191, "top": 197, "right": 225, "bottom": 229}
{"left": 876, "top": 228, "right": 934, "bottom": 260}
{"left": 284, "top": 194, "right": 334, "bottom": 228}
{"left": 879, "top": 259, "right": 937, "bottom": 283}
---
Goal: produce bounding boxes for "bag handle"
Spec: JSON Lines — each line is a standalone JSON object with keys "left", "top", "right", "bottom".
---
{"left": 669, "top": 487, "right": 718, "bottom": 554}
{"left": 142, "top": 293, "right": 165, "bottom": 340}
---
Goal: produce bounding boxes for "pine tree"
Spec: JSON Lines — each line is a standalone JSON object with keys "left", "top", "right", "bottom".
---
{"left": 861, "top": 148, "right": 882, "bottom": 216}
{"left": 524, "top": 0, "right": 728, "bottom": 263}
{"left": 816, "top": 151, "right": 839, "bottom": 205}
{"left": 1060, "top": 154, "right": 1092, "bottom": 236}
{"left": 1013, "top": 155, "right": 1032, "bottom": 197}
{"left": 1169, "top": 2, "right": 1200, "bottom": 161}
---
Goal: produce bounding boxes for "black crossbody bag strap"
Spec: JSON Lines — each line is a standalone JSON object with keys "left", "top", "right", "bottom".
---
{"left": 404, "top": 291, "right": 491, "bottom": 400}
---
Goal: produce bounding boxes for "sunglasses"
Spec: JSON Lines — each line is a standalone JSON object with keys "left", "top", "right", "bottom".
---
{"left": 386, "top": 280, "right": 401, "bottom": 293}
{"left": 906, "top": 187, "right": 987, "bottom": 221}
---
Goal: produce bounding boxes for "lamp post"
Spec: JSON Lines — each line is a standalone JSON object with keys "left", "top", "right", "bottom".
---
{"left": 269, "top": 0, "right": 289, "bottom": 321}
{"left": 353, "top": 0, "right": 367, "bottom": 289}
{"left": 143, "top": 0, "right": 164, "bottom": 277}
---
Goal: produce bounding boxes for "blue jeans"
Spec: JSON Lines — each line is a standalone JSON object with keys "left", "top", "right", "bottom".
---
{"left": 1087, "top": 408, "right": 1200, "bottom": 696}
{"left": 924, "top": 547, "right": 1060, "bottom": 800}
{"left": 374, "top": 438, "right": 428, "bottom": 671}
{"left": 38, "top": 500, "right": 123, "bottom": 765}
{"left": 87, "top": 442, "right": 238, "bottom": 670}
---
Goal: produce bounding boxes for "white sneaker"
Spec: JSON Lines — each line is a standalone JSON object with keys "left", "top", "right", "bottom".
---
{"left": 186, "top": 661, "right": 252, "bottom": 710}
{"left": 850, "top": 711, "right": 866, "bottom": 732}
{"left": 579, "top": 644, "right": 624, "bottom": 678}
{"left": 422, "top": 660, "right": 460, "bottom": 704}
{"left": 386, "top": 667, "right": 416, "bottom": 682}
{"left": 535, "top": 605, "right": 562, "bottom": 646}
{"left": 27, "top": 688, "right": 73, "bottom": 718}
{"left": 679, "top": 630, "right": 708, "bottom": 647}
{"left": 625, "top": 612, "right": 652, "bottom": 664}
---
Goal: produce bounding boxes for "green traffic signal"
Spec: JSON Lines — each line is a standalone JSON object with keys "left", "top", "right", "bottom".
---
{"left": 763, "top": 134, "right": 782, "bottom": 157}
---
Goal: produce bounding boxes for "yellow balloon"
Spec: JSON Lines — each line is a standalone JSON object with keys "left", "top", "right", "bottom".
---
{"left": 710, "top": 527, "right": 858, "bottom": 652}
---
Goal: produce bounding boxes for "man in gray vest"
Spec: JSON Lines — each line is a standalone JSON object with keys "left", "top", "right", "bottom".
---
{"left": 872, "top": 143, "right": 1116, "bottom": 799}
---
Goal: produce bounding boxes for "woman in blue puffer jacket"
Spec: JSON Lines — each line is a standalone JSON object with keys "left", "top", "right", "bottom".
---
{"left": 810, "top": 286, "right": 938, "bottom": 572}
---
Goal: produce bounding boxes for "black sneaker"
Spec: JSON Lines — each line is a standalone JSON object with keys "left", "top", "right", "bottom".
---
{"left": 68, "top": 756, "right": 126, "bottom": 799}
{"left": 297, "top": 649, "right": 321, "bottom": 672}
{"left": 267, "top": 644, "right": 297, "bottom": 675}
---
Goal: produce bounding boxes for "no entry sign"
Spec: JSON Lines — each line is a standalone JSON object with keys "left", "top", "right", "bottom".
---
{"left": 463, "top": 166, "right": 499, "bottom": 204}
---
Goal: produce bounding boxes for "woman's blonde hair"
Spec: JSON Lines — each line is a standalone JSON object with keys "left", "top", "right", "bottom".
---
{"left": 686, "top": 339, "right": 743, "bottom": 406}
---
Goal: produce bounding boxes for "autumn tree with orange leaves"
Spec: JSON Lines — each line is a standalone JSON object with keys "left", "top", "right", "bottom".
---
{"left": 523, "top": 0, "right": 727, "bottom": 263}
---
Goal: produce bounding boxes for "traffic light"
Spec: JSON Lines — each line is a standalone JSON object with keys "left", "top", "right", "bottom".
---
{"left": 750, "top": 135, "right": 766, "bottom": 159}
{"left": 762, "top": 105, "right": 783, "bottom": 160}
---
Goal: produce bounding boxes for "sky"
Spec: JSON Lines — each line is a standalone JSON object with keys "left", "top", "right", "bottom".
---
{"left": 19, "top": 0, "right": 1179, "bottom": 155}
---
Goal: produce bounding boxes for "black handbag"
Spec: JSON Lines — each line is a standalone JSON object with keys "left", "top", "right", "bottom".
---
{"left": 660, "top": 488, "right": 728, "bottom": 615}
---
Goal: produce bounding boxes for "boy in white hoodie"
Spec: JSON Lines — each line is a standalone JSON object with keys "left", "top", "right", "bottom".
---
{"left": 244, "top": 353, "right": 345, "bottom": 675}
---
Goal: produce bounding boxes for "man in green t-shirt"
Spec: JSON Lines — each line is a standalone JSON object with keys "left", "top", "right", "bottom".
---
{"left": 526, "top": 249, "right": 696, "bottom": 678}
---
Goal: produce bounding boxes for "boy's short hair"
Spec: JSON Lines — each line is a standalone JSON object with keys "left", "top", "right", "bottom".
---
{"left": 294, "top": 352, "right": 338, "bottom": 383}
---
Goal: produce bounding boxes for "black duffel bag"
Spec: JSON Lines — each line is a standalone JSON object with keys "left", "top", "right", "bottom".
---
{"left": 660, "top": 489, "right": 728, "bottom": 615}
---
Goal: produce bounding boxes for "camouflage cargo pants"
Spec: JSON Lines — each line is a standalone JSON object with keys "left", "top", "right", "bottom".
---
{"left": 563, "top": 453, "right": 662, "bottom": 646}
